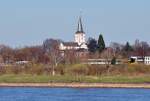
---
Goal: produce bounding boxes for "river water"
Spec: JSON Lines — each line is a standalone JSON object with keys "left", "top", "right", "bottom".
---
{"left": 0, "top": 87, "right": 150, "bottom": 101}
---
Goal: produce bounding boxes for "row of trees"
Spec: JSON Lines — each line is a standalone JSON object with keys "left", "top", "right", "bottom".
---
{"left": 0, "top": 45, "right": 48, "bottom": 64}
{"left": 0, "top": 39, "right": 79, "bottom": 75}
{"left": 87, "top": 34, "right": 150, "bottom": 59}
{"left": 0, "top": 35, "right": 150, "bottom": 65}
{"left": 110, "top": 39, "right": 150, "bottom": 58}
{"left": 86, "top": 35, "right": 150, "bottom": 70}
{"left": 0, "top": 35, "right": 150, "bottom": 76}
{"left": 0, "top": 39, "right": 63, "bottom": 64}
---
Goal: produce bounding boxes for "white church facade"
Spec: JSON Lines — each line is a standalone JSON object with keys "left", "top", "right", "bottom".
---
{"left": 59, "top": 16, "right": 87, "bottom": 51}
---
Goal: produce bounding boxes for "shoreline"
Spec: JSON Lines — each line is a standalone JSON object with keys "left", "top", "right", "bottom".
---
{"left": 0, "top": 83, "right": 150, "bottom": 88}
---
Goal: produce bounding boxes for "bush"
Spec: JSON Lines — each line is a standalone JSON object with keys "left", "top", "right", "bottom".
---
{"left": 111, "top": 57, "right": 116, "bottom": 65}
{"left": 30, "top": 64, "right": 45, "bottom": 75}
{"left": 106, "top": 64, "right": 127, "bottom": 75}
{"left": 127, "top": 64, "right": 150, "bottom": 74}
{"left": 1, "top": 63, "right": 150, "bottom": 76}
{"left": 0, "top": 66, "right": 6, "bottom": 75}
{"left": 55, "top": 64, "right": 65, "bottom": 75}
{"left": 11, "top": 66, "right": 22, "bottom": 74}
{"left": 87, "top": 65, "right": 107, "bottom": 76}
{"left": 66, "top": 64, "right": 88, "bottom": 76}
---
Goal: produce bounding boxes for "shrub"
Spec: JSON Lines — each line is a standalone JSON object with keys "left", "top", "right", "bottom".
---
{"left": 66, "top": 64, "right": 88, "bottom": 76}
{"left": 127, "top": 64, "right": 150, "bottom": 74}
{"left": 87, "top": 65, "right": 107, "bottom": 76}
{"left": 0, "top": 66, "right": 6, "bottom": 75}
{"left": 55, "top": 64, "right": 65, "bottom": 75}
{"left": 12, "top": 66, "right": 22, "bottom": 74}
{"left": 111, "top": 57, "right": 116, "bottom": 65}
{"left": 30, "top": 64, "right": 45, "bottom": 75}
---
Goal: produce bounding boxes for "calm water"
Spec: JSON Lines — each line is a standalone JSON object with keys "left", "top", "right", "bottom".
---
{"left": 0, "top": 87, "right": 150, "bottom": 101}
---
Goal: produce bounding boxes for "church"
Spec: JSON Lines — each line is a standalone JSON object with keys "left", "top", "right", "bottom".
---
{"left": 59, "top": 16, "right": 88, "bottom": 51}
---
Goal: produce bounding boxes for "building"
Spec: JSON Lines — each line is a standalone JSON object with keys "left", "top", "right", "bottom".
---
{"left": 144, "top": 56, "right": 150, "bottom": 65}
{"left": 59, "top": 42, "right": 79, "bottom": 50}
{"left": 59, "top": 16, "right": 87, "bottom": 51}
{"left": 130, "top": 56, "right": 150, "bottom": 65}
{"left": 74, "top": 16, "right": 87, "bottom": 49}
{"left": 84, "top": 59, "right": 122, "bottom": 65}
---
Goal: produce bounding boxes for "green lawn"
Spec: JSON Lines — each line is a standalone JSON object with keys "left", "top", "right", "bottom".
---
{"left": 0, "top": 74, "right": 150, "bottom": 83}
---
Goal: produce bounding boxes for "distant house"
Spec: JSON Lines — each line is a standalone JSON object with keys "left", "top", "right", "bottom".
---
{"left": 15, "top": 61, "right": 29, "bottom": 65}
{"left": 84, "top": 59, "right": 122, "bottom": 65}
{"left": 144, "top": 56, "right": 150, "bottom": 65}
{"left": 130, "top": 56, "right": 150, "bottom": 65}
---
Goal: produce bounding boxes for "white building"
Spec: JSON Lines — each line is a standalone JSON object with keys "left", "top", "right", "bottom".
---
{"left": 84, "top": 59, "right": 122, "bottom": 65}
{"left": 130, "top": 56, "right": 150, "bottom": 65}
{"left": 59, "top": 16, "right": 87, "bottom": 51}
{"left": 59, "top": 42, "right": 79, "bottom": 50}
{"left": 144, "top": 56, "right": 150, "bottom": 65}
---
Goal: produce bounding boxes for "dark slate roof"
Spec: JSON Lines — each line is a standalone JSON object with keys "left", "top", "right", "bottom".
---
{"left": 63, "top": 42, "right": 79, "bottom": 47}
{"left": 76, "top": 16, "right": 84, "bottom": 34}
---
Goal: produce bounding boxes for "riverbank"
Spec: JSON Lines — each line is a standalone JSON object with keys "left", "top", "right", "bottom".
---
{"left": 1, "top": 74, "right": 150, "bottom": 88}
{"left": 1, "top": 83, "right": 150, "bottom": 88}
{"left": 1, "top": 74, "right": 150, "bottom": 83}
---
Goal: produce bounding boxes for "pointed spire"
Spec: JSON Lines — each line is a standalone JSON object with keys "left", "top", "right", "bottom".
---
{"left": 76, "top": 16, "right": 84, "bottom": 33}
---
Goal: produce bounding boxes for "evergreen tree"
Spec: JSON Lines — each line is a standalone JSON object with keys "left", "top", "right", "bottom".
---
{"left": 123, "top": 42, "right": 133, "bottom": 57}
{"left": 124, "top": 42, "right": 133, "bottom": 52}
{"left": 111, "top": 57, "right": 116, "bottom": 65}
{"left": 87, "top": 38, "right": 98, "bottom": 53}
{"left": 98, "top": 34, "right": 105, "bottom": 53}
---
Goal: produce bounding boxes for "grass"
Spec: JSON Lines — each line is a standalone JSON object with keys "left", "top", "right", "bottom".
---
{"left": 0, "top": 74, "right": 150, "bottom": 83}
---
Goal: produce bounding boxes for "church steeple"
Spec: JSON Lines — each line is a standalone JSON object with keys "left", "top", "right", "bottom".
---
{"left": 74, "top": 16, "right": 86, "bottom": 46}
{"left": 76, "top": 16, "right": 84, "bottom": 33}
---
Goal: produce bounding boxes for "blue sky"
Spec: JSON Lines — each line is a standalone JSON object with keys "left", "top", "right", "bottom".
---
{"left": 0, "top": 0, "right": 150, "bottom": 47}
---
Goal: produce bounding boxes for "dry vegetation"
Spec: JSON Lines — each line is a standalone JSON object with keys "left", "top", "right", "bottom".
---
{"left": 0, "top": 63, "right": 150, "bottom": 83}
{"left": 0, "top": 63, "right": 150, "bottom": 76}
{"left": 0, "top": 38, "right": 150, "bottom": 83}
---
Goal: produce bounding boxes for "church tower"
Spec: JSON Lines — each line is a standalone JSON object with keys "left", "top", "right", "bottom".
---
{"left": 74, "top": 16, "right": 86, "bottom": 46}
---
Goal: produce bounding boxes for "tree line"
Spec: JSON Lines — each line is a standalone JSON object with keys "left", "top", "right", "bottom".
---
{"left": 0, "top": 35, "right": 150, "bottom": 76}
{"left": 87, "top": 35, "right": 150, "bottom": 59}
{"left": 0, "top": 35, "right": 150, "bottom": 65}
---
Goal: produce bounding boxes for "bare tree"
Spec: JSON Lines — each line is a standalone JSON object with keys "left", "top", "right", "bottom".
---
{"left": 133, "top": 39, "right": 149, "bottom": 59}
{"left": 43, "top": 39, "right": 63, "bottom": 76}
{"left": 0, "top": 45, "right": 14, "bottom": 63}
{"left": 100, "top": 48, "right": 114, "bottom": 75}
{"left": 101, "top": 48, "right": 114, "bottom": 67}
{"left": 64, "top": 49, "right": 75, "bottom": 64}
{"left": 13, "top": 46, "right": 44, "bottom": 63}
{"left": 110, "top": 42, "right": 123, "bottom": 57}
